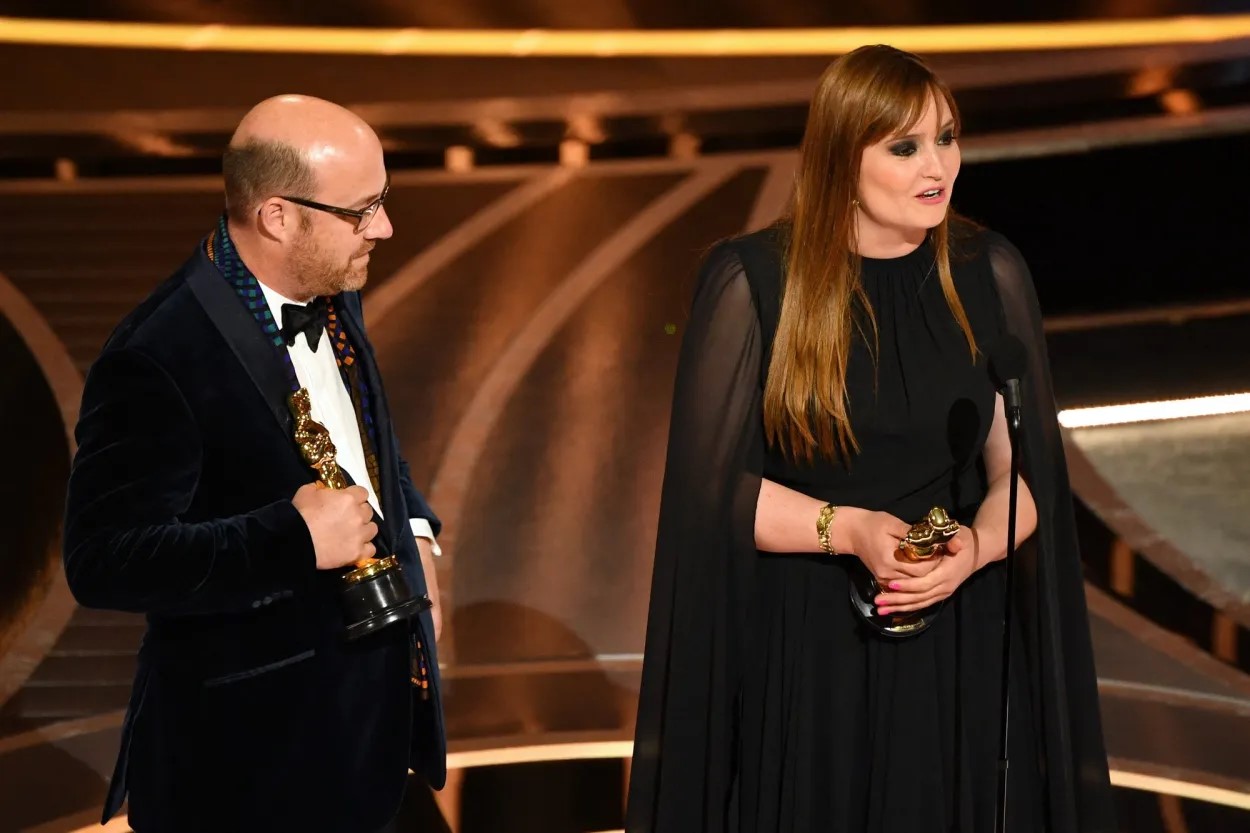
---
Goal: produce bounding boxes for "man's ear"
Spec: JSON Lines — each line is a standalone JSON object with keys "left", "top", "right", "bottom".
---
{"left": 257, "top": 197, "right": 298, "bottom": 241}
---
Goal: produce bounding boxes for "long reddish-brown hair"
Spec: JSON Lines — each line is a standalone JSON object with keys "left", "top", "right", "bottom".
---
{"left": 768, "top": 44, "right": 977, "bottom": 464}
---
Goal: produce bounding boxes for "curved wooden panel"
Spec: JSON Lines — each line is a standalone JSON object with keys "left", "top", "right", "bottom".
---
{"left": 0, "top": 272, "right": 78, "bottom": 721}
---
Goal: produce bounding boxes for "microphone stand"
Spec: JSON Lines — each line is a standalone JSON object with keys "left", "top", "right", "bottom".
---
{"left": 995, "top": 379, "right": 1022, "bottom": 833}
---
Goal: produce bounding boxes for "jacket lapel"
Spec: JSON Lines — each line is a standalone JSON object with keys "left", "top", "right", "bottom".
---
{"left": 187, "top": 250, "right": 296, "bottom": 440}
{"left": 334, "top": 294, "right": 404, "bottom": 544}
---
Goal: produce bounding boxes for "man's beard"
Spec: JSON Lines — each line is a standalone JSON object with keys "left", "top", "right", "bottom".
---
{"left": 290, "top": 228, "right": 373, "bottom": 297}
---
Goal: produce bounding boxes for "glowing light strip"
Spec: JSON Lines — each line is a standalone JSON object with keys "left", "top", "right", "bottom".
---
{"left": 447, "top": 740, "right": 634, "bottom": 769}
{"left": 3, "top": 15, "right": 1250, "bottom": 56}
{"left": 64, "top": 764, "right": 1250, "bottom": 833}
{"left": 1110, "top": 770, "right": 1250, "bottom": 810}
{"left": 66, "top": 819, "right": 132, "bottom": 833}
{"left": 1058, "top": 393, "right": 1250, "bottom": 428}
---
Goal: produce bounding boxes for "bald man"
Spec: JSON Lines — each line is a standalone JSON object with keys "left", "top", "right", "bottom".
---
{"left": 64, "top": 96, "right": 446, "bottom": 833}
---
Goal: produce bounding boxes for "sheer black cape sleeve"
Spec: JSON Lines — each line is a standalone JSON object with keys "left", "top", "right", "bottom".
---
{"left": 627, "top": 242, "right": 765, "bottom": 833}
{"left": 985, "top": 233, "right": 1117, "bottom": 832}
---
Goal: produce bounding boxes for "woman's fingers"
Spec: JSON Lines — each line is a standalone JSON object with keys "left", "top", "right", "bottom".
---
{"left": 879, "top": 593, "right": 948, "bottom": 614}
{"left": 881, "top": 570, "right": 942, "bottom": 594}
{"left": 876, "top": 581, "right": 950, "bottom": 609}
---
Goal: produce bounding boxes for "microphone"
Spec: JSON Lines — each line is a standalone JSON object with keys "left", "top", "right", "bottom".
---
{"left": 989, "top": 334, "right": 1028, "bottom": 429}
{"left": 987, "top": 332, "right": 1028, "bottom": 833}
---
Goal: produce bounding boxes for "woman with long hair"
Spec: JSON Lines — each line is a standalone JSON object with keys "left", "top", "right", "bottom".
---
{"left": 628, "top": 45, "right": 1116, "bottom": 832}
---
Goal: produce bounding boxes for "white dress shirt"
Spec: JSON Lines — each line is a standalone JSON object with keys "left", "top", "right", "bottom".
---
{"left": 256, "top": 280, "right": 440, "bottom": 555}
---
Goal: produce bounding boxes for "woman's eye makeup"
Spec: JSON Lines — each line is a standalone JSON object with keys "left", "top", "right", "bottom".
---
{"left": 887, "top": 129, "right": 957, "bottom": 157}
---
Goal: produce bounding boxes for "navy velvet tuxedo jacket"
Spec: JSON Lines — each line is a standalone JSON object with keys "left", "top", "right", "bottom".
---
{"left": 63, "top": 245, "right": 445, "bottom": 833}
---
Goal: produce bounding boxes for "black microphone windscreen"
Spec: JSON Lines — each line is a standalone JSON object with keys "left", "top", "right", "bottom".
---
{"left": 988, "top": 334, "right": 1028, "bottom": 387}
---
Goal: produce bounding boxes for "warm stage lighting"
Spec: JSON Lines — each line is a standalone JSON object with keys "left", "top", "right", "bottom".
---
{"left": 1058, "top": 392, "right": 1250, "bottom": 428}
{"left": 3, "top": 15, "right": 1250, "bottom": 56}
{"left": 67, "top": 760, "right": 1250, "bottom": 833}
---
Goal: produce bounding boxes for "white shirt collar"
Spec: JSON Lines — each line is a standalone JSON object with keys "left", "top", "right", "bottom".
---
{"left": 254, "top": 279, "right": 312, "bottom": 331}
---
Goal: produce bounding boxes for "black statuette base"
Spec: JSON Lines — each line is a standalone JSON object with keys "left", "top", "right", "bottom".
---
{"left": 341, "top": 563, "right": 432, "bottom": 641}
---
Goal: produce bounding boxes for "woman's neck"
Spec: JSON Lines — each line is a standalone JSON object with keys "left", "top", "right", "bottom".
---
{"left": 853, "top": 217, "right": 928, "bottom": 259}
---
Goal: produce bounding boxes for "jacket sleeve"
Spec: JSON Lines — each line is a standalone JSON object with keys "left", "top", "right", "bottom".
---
{"left": 398, "top": 446, "right": 441, "bottom": 537}
{"left": 63, "top": 347, "right": 316, "bottom": 615}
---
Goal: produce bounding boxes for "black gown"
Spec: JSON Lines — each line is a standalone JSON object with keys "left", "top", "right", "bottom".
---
{"left": 626, "top": 224, "right": 1116, "bottom": 833}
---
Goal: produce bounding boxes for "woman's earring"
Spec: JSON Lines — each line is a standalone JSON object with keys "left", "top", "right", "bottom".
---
{"left": 852, "top": 198, "right": 860, "bottom": 207}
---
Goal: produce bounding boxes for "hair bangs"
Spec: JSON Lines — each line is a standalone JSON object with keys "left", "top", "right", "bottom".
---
{"left": 867, "top": 77, "right": 960, "bottom": 148}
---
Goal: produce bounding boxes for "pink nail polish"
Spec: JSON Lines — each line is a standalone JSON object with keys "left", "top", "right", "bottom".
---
{"left": 878, "top": 607, "right": 891, "bottom": 615}
{"left": 889, "top": 581, "right": 900, "bottom": 590}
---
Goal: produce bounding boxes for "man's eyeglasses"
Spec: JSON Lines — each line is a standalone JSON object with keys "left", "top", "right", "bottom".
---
{"left": 279, "top": 175, "right": 390, "bottom": 232}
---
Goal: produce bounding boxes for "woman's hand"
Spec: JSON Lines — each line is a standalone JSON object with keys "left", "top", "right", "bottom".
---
{"left": 872, "top": 526, "right": 981, "bottom": 613}
{"left": 836, "top": 507, "right": 944, "bottom": 583}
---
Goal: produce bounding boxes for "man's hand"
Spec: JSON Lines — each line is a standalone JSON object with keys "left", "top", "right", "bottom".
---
{"left": 292, "top": 483, "right": 378, "bottom": 570}
{"left": 417, "top": 537, "right": 442, "bottom": 643}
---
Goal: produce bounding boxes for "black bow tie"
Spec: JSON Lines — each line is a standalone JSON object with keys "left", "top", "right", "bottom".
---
{"left": 280, "top": 297, "right": 329, "bottom": 352}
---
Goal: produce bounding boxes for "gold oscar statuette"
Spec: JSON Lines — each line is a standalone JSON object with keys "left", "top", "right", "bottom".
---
{"left": 896, "top": 507, "right": 961, "bottom": 563}
{"left": 848, "top": 506, "right": 961, "bottom": 637}
{"left": 289, "top": 387, "right": 426, "bottom": 639}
